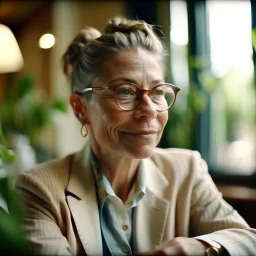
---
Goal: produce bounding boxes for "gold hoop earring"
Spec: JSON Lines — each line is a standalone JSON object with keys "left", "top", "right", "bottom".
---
{"left": 80, "top": 124, "right": 88, "bottom": 138}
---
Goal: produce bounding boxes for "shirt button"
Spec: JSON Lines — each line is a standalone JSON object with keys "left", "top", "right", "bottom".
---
{"left": 126, "top": 202, "right": 132, "bottom": 208}
{"left": 121, "top": 248, "right": 130, "bottom": 253}
{"left": 122, "top": 225, "right": 129, "bottom": 231}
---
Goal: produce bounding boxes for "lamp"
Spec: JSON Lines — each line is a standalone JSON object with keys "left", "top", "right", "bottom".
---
{"left": 0, "top": 24, "right": 24, "bottom": 74}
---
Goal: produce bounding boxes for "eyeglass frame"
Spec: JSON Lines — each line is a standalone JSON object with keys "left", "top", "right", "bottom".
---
{"left": 75, "top": 82, "right": 181, "bottom": 112}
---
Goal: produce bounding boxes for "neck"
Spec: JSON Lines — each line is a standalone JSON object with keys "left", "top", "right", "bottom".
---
{"left": 92, "top": 146, "right": 140, "bottom": 203}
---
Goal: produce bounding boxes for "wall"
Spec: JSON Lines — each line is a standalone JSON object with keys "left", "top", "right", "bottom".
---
{"left": 18, "top": 5, "right": 52, "bottom": 96}
{"left": 77, "top": 1, "right": 126, "bottom": 32}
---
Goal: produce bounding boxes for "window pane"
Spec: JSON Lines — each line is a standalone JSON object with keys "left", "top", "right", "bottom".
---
{"left": 164, "top": 0, "right": 191, "bottom": 149}
{"left": 207, "top": 0, "right": 256, "bottom": 174}
{"left": 170, "top": 0, "right": 189, "bottom": 90}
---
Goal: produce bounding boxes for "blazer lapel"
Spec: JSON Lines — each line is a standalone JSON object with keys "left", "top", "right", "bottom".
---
{"left": 133, "top": 158, "right": 170, "bottom": 253}
{"left": 66, "top": 143, "right": 102, "bottom": 256}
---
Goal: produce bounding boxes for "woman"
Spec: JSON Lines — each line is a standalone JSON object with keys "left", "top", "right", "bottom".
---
{"left": 16, "top": 16, "right": 256, "bottom": 256}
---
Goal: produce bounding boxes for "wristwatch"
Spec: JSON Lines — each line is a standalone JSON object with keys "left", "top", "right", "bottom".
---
{"left": 206, "top": 246, "right": 220, "bottom": 256}
{"left": 196, "top": 237, "right": 222, "bottom": 256}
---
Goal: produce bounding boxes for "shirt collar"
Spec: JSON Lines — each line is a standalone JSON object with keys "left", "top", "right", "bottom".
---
{"left": 90, "top": 148, "right": 146, "bottom": 208}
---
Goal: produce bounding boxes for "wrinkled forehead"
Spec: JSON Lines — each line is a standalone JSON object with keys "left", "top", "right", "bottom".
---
{"left": 96, "top": 48, "right": 165, "bottom": 86}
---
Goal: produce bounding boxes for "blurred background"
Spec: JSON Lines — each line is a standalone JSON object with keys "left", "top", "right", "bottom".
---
{"left": 0, "top": 0, "right": 256, "bottom": 226}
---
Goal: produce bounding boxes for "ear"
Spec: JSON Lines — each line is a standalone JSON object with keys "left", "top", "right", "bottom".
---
{"left": 69, "top": 93, "right": 91, "bottom": 125}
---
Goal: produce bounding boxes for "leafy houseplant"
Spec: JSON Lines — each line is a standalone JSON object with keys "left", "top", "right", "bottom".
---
{"left": 0, "top": 73, "right": 67, "bottom": 254}
{"left": 159, "top": 55, "right": 221, "bottom": 150}
{"left": 0, "top": 122, "right": 31, "bottom": 255}
{"left": 0, "top": 74, "right": 67, "bottom": 162}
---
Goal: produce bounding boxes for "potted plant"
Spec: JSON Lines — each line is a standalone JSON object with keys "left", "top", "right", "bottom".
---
{"left": 0, "top": 122, "right": 31, "bottom": 255}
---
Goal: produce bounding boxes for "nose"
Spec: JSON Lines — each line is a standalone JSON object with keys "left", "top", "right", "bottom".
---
{"left": 133, "top": 93, "right": 157, "bottom": 119}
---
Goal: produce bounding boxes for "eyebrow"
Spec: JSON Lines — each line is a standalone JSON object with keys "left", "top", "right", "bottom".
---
{"left": 107, "top": 78, "right": 165, "bottom": 86}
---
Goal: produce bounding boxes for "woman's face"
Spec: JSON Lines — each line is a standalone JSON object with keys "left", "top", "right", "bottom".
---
{"left": 84, "top": 48, "right": 168, "bottom": 159}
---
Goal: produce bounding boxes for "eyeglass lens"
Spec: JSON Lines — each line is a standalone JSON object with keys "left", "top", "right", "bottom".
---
{"left": 115, "top": 84, "right": 176, "bottom": 111}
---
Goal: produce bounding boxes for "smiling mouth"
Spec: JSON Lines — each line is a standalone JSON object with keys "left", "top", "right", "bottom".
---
{"left": 122, "top": 131, "right": 158, "bottom": 136}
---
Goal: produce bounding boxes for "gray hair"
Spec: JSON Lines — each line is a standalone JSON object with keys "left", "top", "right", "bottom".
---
{"left": 62, "top": 16, "right": 168, "bottom": 93}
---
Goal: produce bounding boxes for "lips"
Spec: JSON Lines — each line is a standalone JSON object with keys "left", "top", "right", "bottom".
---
{"left": 121, "top": 130, "right": 158, "bottom": 136}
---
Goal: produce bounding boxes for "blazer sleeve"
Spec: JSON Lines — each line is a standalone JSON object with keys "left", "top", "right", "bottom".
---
{"left": 189, "top": 151, "right": 256, "bottom": 256}
{"left": 15, "top": 172, "right": 72, "bottom": 256}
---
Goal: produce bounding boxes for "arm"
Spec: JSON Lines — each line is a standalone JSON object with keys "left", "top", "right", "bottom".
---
{"left": 190, "top": 151, "right": 256, "bottom": 256}
{"left": 15, "top": 172, "right": 73, "bottom": 256}
{"left": 139, "top": 150, "right": 256, "bottom": 256}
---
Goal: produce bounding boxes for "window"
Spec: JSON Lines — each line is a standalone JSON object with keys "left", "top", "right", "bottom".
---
{"left": 170, "top": 0, "right": 189, "bottom": 90}
{"left": 160, "top": 0, "right": 192, "bottom": 149}
{"left": 207, "top": 0, "right": 256, "bottom": 175}
{"left": 165, "top": 0, "right": 256, "bottom": 179}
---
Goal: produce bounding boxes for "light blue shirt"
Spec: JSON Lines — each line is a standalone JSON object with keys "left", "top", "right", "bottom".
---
{"left": 91, "top": 150, "right": 146, "bottom": 256}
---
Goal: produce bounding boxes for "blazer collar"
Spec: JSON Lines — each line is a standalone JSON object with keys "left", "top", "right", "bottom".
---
{"left": 66, "top": 142, "right": 92, "bottom": 199}
{"left": 144, "top": 157, "right": 169, "bottom": 194}
{"left": 66, "top": 142, "right": 103, "bottom": 256}
{"left": 67, "top": 146, "right": 169, "bottom": 199}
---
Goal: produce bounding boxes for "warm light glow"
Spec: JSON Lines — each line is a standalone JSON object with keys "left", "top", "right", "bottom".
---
{"left": 171, "top": 27, "right": 188, "bottom": 46}
{"left": 170, "top": 1, "right": 188, "bottom": 46}
{"left": 0, "top": 24, "right": 24, "bottom": 73}
{"left": 208, "top": 1, "right": 252, "bottom": 77}
{"left": 39, "top": 33, "right": 55, "bottom": 49}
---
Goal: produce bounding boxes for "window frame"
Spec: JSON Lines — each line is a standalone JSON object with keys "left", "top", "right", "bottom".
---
{"left": 187, "top": 0, "right": 256, "bottom": 186}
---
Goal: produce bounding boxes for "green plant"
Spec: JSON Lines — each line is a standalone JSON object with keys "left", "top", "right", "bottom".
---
{"left": 252, "top": 27, "right": 256, "bottom": 52}
{"left": 159, "top": 55, "right": 220, "bottom": 150}
{"left": 0, "top": 122, "right": 31, "bottom": 255}
{"left": 1, "top": 74, "right": 67, "bottom": 143}
{"left": 0, "top": 74, "right": 67, "bottom": 159}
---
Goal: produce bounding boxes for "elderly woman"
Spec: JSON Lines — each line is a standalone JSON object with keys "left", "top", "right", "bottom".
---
{"left": 16, "top": 17, "right": 255, "bottom": 256}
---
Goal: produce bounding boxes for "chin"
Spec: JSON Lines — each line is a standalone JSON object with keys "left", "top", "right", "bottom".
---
{"left": 127, "top": 145, "right": 156, "bottom": 159}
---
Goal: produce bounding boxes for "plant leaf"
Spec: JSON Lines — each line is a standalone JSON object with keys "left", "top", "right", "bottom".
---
{"left": 16, "top": 74, "right": 34, "bottom": 100}
{"left": 50, "top": 99, "right": 68, "bottom": 112}
{"left": 252, "top": 27, "right": 256, "bottom": 52}
{"left": 0, "top": 122, "right": 7, "bottom": 146}
{"left": 0, "top": 145, "right": 15, "bottom": 163}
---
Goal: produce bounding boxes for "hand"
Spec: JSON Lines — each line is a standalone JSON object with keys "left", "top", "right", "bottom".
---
{"left": 137, "top": 237, "right": 208, "bottom": 256}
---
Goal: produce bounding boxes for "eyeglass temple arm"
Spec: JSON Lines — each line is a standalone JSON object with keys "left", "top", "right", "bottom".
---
{"left": 79, "top": 87, "right": 106, "bottom": 93}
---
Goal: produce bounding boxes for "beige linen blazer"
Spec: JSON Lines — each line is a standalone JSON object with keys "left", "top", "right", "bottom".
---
{"left": 15, "top": 142, "right": 256, "bottom": 256}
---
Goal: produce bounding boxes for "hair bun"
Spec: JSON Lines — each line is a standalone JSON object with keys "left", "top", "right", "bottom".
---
{"left": 77, "top": 27, "right": 102, "bottom": 42}
{"left": 62, "top": 27, "right": 101, "bottom": 78}
{"left": 105, "top": 16, "right": 153, "bottom": 36}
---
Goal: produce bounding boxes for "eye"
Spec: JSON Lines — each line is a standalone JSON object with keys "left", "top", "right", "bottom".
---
{"left": 115, "top": 84, "right": 137, "bottom": 99}
{"left": 118, "top": 88, "right": 131, "bottom": 96}
{"left": 151, "top": 88, "right": 165, "bottom": 97}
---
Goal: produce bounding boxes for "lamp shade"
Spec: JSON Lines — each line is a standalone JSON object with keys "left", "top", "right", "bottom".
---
{"left": 0, "top": 24, "right": 24, "bottom": 73}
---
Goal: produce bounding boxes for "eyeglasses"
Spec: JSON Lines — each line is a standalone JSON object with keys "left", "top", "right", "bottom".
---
{"left": 77, "top": 82, "right": 180, "bottom": 112}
